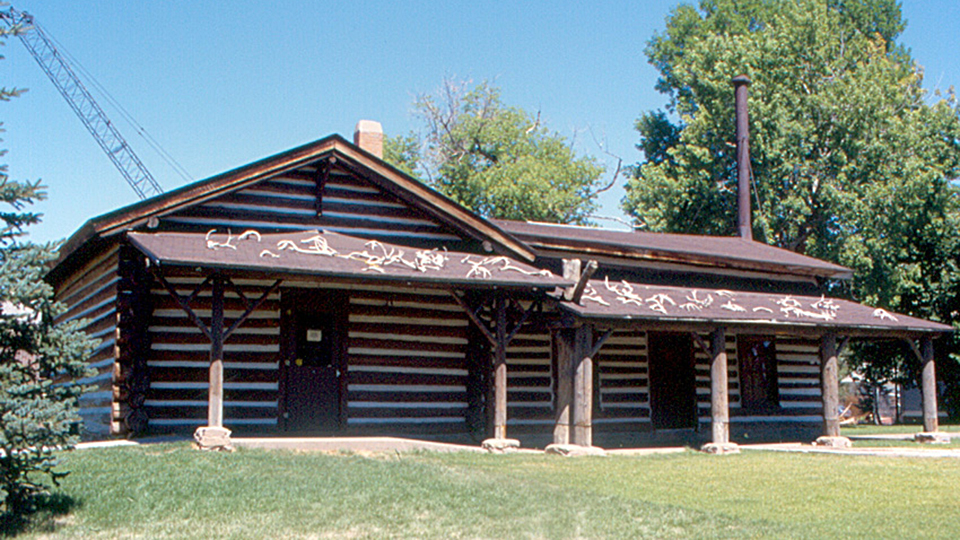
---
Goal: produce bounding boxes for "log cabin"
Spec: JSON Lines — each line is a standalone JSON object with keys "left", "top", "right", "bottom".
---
{"left": 48, "top": 119, "right": 952, "bottom": 451}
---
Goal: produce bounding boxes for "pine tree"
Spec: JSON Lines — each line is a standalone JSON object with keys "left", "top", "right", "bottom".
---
{"left": 0, "top": 42, "right": 96, "bottom": 518}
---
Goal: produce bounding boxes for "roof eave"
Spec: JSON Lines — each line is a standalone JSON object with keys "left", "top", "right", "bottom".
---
{"left": 520, "top": 237, "right": 851, "bottom": 280}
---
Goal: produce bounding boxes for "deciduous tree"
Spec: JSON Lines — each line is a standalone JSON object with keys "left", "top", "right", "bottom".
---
{"left": 625, "top": 0, "right": 960, "bottom": 416}
{"left": 385, "top": 80, "right": 606, "bottom": 224}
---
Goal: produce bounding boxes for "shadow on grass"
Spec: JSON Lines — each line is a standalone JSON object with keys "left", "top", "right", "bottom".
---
{"left": 0, "top": 493, "right": 79, "bottom": 537}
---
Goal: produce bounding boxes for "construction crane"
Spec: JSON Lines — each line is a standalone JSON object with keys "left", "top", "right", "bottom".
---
{"left": 0, "top": 6, "right": 164, "bottom": 200}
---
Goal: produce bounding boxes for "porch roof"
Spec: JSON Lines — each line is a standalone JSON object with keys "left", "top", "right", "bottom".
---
{"left": 560, "top": 278, "right": 953, "bottom": 336}
{"left": 128, "top": 229, "right": 570, "bottom": 289}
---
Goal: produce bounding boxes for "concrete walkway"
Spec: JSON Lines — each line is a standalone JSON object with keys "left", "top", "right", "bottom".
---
{"left": 76, "top": 435, "right": 960, "bottom": 458}
{"left": 232, "top": 436, "right": 486, "bottom": 453}
{"left": 741, "top": 442, "right": 960, "bottom": 458}
{"left": 845, "top": 431, "right": 960, "bottom": 441}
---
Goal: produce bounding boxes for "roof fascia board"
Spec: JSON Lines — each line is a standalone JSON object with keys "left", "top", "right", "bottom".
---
{"left": 524, "top": 238, "right": 852, "bottom": 280}
{"left": 567, "top": 313, "right": 950, "bottom": 338}
{"left": 532, "top": 248, "right": 819, "bottom": 286}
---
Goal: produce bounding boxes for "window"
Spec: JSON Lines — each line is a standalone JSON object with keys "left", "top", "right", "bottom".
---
{"left": 738, "top": 336, "right": 779, "bottom": 413}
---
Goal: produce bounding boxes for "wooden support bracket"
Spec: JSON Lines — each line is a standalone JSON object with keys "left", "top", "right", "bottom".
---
{"left": 690, "top": 331, "right": 710, "bottom": 357}
{"left": 224, "top": 278, "right": 282, "bottom": 339}
{"left": 450, "top": 291, "right": 497, "bottom": 347}
{"left": 588, "top": 328, "right": 614, "bottom": 359}
{"left": 152, "top": 267, "right": 213, "bottom": 340}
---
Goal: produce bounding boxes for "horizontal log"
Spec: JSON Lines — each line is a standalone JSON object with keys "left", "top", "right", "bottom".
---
{"left": 149, "top": 368, "right": 278, "bottom": 384}
{"left": 148, "top": 388, "right": 278, "bottom": 402}
{"left": 347, "top": 322, "right": 466, "bottom": 340}
{"left": 347, "top": 355, "right": 466, "bottom": 370}
{"left": 507, "top": 390, "right": 552, "bottom": 402}
{"left": 349, "top": 303, "right": 468, "bottom": 321}
{"left": 348, "top": 407, "right": 467, "bottom": 419}
{"left": 150, "top": 331, "right": 280, "bottom": 346}
{"left": 347, "top": 338, "right": 466, "bottom": 355}
{"left": 59, "top": 277, "right": 118, "bottom": 321}
{"left": 146, "top": 349, "right": 278, "bottom": 362}
{"left": 506, "top": 407, "right": 554, "bottom": 421}
{"left": 505, "top": 376, "right": 552, "bottom": 387}
{"left": 600, "top": 392, "right": 650, "bottom": 404}
{"left": 345, "top": 422, "right": 469, "bottom": 436}
{"left": 150, "top": 295, "right": 281, "bottom": 314}
{"left": 348, "top": 390, "right": 466, "bottom": 403}
{"left": 146, "top": 405, "right": 277, "bottom": 420}
{"left": 56, "top": 245, "right": 120, "bottom": 300}
{"left": 347, "top": 372, "right": 466, "bottom": 387}
{"left": 598, "top": 407, "right": 651, "bottom": 419}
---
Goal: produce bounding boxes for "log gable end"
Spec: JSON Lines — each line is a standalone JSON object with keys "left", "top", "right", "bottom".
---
{"left": 157, "top": 161, "right": 474, "bottom": 250}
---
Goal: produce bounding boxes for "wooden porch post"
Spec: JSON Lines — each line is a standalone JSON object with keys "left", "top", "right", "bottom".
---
{"left": 819, "top": 333, "right": 840, "bottom": 437}
{"left": 572, "top": 326, "right": 594, "bottom": 447}
{"left": 493, "top": 292, "right": 508, "bottom": 441}
{"left": 815, "top": 332, "right": 850, "bottom": 447}
{"left": 920, "top": 336, "right": 939, "bottom": 434}
{"left": 698, "top": 328, "right": 738, "bottom": 454}
{"left": 553, "top": 328, "right": 573, "bottom": 445}
{"left": 710, "top": 327, "right": 730, "bottom": 445}
{"left": 208, "top": 273, "right": 225, "bottom": 428}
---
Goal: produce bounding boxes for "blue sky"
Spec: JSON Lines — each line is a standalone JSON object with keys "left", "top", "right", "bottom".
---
{"left": 3, "top": 1, "right": 959, "bottom": 243}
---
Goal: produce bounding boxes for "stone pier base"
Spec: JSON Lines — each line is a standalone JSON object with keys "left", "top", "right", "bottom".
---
{"left": 194, "top": 426, "right": 233, "bottom": 451}
{"left": 481, "top": 438, "right": 521, "bottom": 454}
{"left": 700, "top": 442, "right": 741, "bottom": 455}
{"left": 914, "top": 432, "right": 950, "bottom": 444}
{"left": 544, "top": 444, "right": 607, "bottom": 457}
{"left": 814, "top": 435, "right": 852, "bottom": 449}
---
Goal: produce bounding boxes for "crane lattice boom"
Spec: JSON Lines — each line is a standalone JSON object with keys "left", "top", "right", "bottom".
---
{"left": 1, "top": 7, "right": 163, "bottom": 200}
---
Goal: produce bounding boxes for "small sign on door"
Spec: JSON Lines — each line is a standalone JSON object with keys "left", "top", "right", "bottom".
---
{"left": 307, "top": 329, "right": 323, "bottom": 342}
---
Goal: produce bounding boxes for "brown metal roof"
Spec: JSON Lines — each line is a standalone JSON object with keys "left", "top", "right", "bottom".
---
{"left": 494, "top": 220, "right": 852, "bottom": 279}
{"left": 128, "top": 229, "right": 570, "bottom": 289}
{"left": 561, "top": 278, "right": 952, "bottom": 336}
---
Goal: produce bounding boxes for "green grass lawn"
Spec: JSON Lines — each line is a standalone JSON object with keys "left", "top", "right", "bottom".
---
{"left": 6, "top": 443, "right": 960, "bottom": 539}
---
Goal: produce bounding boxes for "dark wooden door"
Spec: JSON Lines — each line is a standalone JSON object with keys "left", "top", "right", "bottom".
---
{"left": 281, "top": 291, "right": 346, "bottom": 434}
{"left": 647, "top": 332, "right": 697, "bottom": 429}
{"left": 738, "top": 336, "right": 778, "bottom": 413}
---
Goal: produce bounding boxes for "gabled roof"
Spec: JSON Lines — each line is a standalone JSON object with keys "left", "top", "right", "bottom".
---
{"left": 495, "top": 220, "right": 852, "bottom": 280}
{"left": 562, "top": 278, "right": 952, "bottom": 337}
{"left": 56, "top": 135, "right": 534, "bottom": 268}
{"left": 128, "top": 229, "right": 569, "bottom": 289}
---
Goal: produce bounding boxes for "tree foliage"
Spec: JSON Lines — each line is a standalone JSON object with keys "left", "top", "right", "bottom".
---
{"left": 625, "top": 0, "right": 960, "bottom": 413}
{"left": 0, "top": 32, "right": 95, "bottom": 517}
{"left": 384, "top": 80, "right": 606, "bottom": 224}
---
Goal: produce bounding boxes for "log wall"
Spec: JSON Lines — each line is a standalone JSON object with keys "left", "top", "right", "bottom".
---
{"left": 505, "top": 329, "right": 553, "bottom": 434}
{"left": 594, "top": 329, "right": 649, "bottom": 431}
{"left": 145, "top": 274, "right": 282, "bottom": 433}
{"left": 592, "top": 331, "right": 823, "bottom": 435}
{"left": 345, "top": 284, "right": 470, "bottom": 436}
{"left": 54, "top": 244, "right": 120, "bottom": 439}
{"left": 142, "top": 276, "right": 473, "bottom": 438}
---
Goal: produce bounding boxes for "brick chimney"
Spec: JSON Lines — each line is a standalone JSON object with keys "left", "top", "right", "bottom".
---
{"left": 353, "top": 120, "right": 383, "bottom": 158}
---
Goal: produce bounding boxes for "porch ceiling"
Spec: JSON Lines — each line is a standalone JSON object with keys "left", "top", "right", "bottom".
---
{"left": 127, "top": 229, "right": 570, "bottom": 289}
{"left": 560, "top": 278, "right": 953, "bottom": 336}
